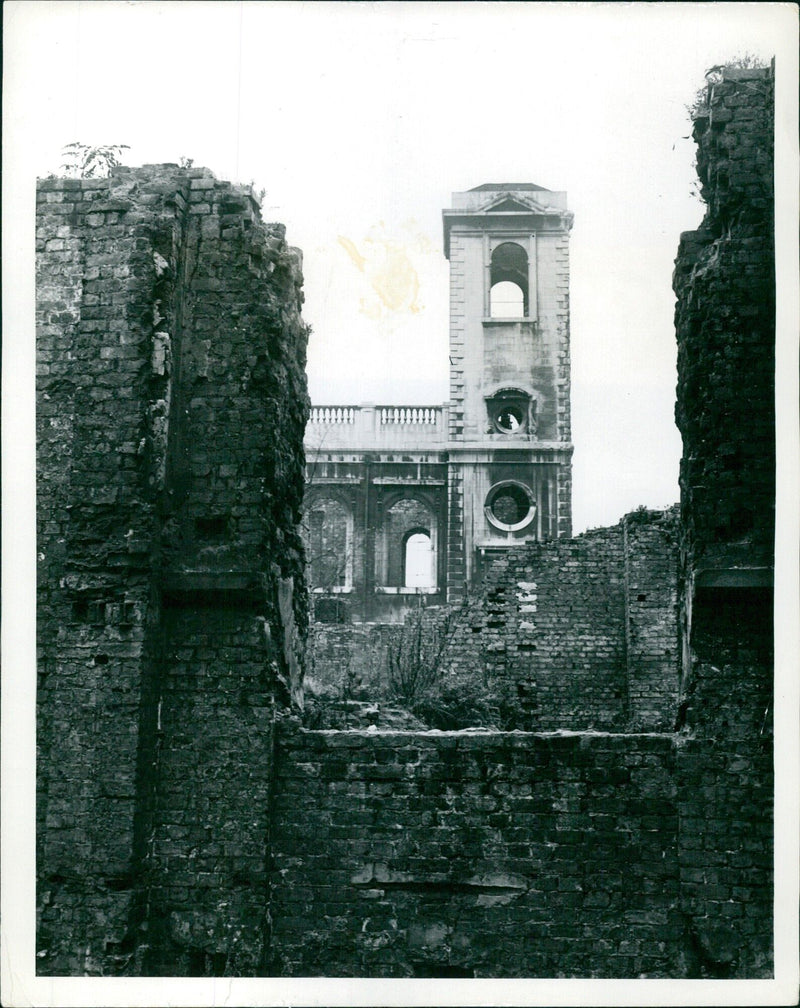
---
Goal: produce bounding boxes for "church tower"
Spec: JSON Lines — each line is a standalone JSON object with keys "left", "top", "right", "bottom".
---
{"left": 442, "top": 183, "right": 574, "bottom": 603}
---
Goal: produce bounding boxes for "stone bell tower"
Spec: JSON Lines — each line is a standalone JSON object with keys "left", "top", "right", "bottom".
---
{"left": 442, "top": 183, "right": 574, "bottom": 602}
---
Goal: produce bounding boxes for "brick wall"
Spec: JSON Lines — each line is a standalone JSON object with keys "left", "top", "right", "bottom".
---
{"left": 36, "top": 169, "right": 184, "bottom": 973}
{"left": 306, "top": 622, "right": 394, "bottom": 702}
{"left": 435, "top": 509, "right": 679, "bottom": 731}
{"left": 671, "top": 63, "right": 774, "bottom": 978}
{"left": 674, "top": 65, "right": 774, "bottom": 575}
{"left": 675, "top": 587, "right": 773, "bottom": 977}
{"left": 306, "top": 510, "right": 679, "bottom": 731}
{"left": 36, "top": 164, "right": 309, "bottom": 975}
{"left": 624, "top": 511, "right": 682, "bottom": 729}
{"left": 269, "top": 726, "right": 682, "bottom": 978}
{"left": 269, "top": 711, "right": 771, "bottom": 978}
{"left": 144, "top": 607, "right": 276, "bottom": 975}
{"left": 676, "top": 738, "right": 772, "bottom": 977}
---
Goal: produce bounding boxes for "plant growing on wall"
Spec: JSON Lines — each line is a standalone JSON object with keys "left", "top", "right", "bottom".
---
{"left": 386, "top": 602, "right": 498, "bottom": 729}
{"left": 387, "top": 598, "right": 529, "bottom": 730}
{"left": 686, "top": 53, "right": 769, "bottom": 118}
{"left": 60, "top": 142, "right": 130, "bottom": 178}
{"left": 387, "top": 601, "right": 449, "bottom": 706}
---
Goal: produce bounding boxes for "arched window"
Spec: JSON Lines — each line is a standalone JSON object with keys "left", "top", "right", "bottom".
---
{"left": 380, "top": 498, "right": 437, "bottom": 589}
{"left": 303, "top": 497, "right": 352, "bottom": 590}
{"left": 404, "top": 530, "right": 434, "bottom": 587}
{"left": 490, "top": 242, "right": 528, "bottom": 317}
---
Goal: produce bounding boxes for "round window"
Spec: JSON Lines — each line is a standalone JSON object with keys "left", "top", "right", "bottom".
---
{"left": 485, "top": 481, "right": 536, "bottom": 532}
{"left": 494, "top": 404, "right": 524, "bottom": 433}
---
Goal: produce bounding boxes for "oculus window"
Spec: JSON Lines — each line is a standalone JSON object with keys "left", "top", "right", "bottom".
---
{"left": 485, "top": 481, "right": 537, "bottom": 532}
{"left": 486, "top": 389, "right": 536, "bottom": 436}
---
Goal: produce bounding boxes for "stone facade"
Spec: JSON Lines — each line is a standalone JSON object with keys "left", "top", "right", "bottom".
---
{"left": 36, "top": 164, "right": 309, "bottom": 975}
{"left": 304, "top": 409, "right": 449, "bottom": 624}
{"left": 304, "top": 184, "right": 573, "bottom": 626}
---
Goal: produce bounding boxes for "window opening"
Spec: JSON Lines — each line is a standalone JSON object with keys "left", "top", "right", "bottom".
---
{"left": 492, "top": 486, "right": 528, "bottom": 524}
{"left": 404, "top": 531, "right": 434, "bottom": 587}
{"left": 490, "top": 281, "right": 524, "bottom": 318}
{"left": 486, "top": 389, "right": 534, "bottom": 435}
{"left": 304, "top": 497, "right": 351, "bottom": 590}
{"left": 495, "top": 403, "right": 524, "bottom": 432}
{"left": 383, "top": 498, "right": 437, "bottom": 588}
{"left": 485, "top": 481, "right": 536, "bottom": 532}
{"left": 490, "top": 242, "right": 529, "bottom": 316}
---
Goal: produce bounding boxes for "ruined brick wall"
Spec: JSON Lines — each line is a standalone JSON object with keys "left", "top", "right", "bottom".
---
{"left": 671, "top": 64, "right": 774, "bottom": 977}
{"left": 269, "top": 726, "right": 682, "bottom": 978}
{"left": 306, "top": 511, "right": 679, "bottom": 731}
{"left": 270, "top": 717, "right": 771, "bottom": 978}
{"left": 144, "top": 607, "right": 277, "bottom": 975}
{"left": 673, "top": 585, "right": 773, "bottom": 977}
{"left": 306, "top": 622, "right": 394, "bottom": 701}
{"left": 36, "top": 165, "right": 308, "bottom": 975}
{"left": 673, "top": 582, "right": 773, "bottom": 978}
{"left": 623, "top": 511, "right": 683, "bottom": 729}
{"left": 674, "top": 65, "right": 774, "bottom": 577}
{"left": 434, "top": 509, "right": 679, "bottom": 731}
{"left": 37, "top": 169, "right": 179, "bottom": 974}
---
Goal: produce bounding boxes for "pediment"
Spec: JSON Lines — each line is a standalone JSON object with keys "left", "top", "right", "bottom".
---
{"left": 481, "top": 191, "right": 556, "bottom": 216}
{"left": 485, "top": 195, "right": 533, "bottom": 213}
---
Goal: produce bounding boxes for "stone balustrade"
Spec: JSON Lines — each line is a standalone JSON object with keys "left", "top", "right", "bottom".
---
{"left": 308, "top": 406, "right": 356, "bottom": 424}
{"left": 379, "top": 406, "right": 440, "bottom": 425}
{"left": 305, "top": 403, "right": 449, "bottom": 450}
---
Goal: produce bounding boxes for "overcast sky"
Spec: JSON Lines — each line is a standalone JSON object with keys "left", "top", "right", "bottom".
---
{"left": 5, "top": 1, "right": 793, "bottom": 532}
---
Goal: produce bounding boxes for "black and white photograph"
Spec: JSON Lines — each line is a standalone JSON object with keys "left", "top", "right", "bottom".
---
{"left": 2, "top": 2, "right": 798, "bottom": 1005}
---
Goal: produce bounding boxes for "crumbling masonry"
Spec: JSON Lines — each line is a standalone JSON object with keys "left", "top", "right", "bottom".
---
{"left": 36, "top": 62, "right": 773, "bottom": 979}
{"left": 672, "top": 64, "right": 774, "bottom": 975}
{"left": 36, "top": 164, "right": 309, "bottom": 974}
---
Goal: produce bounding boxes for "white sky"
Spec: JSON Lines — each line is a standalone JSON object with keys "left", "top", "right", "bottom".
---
{"left": 4, "top": 1, "right": 792, "bottom": 532}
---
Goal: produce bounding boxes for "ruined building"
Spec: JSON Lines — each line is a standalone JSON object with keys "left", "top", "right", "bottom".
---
{"left": 303, "top": 184, "right": 574, "bottom": 625}
{"left": 671, "top": 64, "right": 775, "bottom": 974}
{"left": 35, "top": 62, "right": 773, "bottom": 980}
{"left": 36, "top": 164, "right": 309, "bottom": 974}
